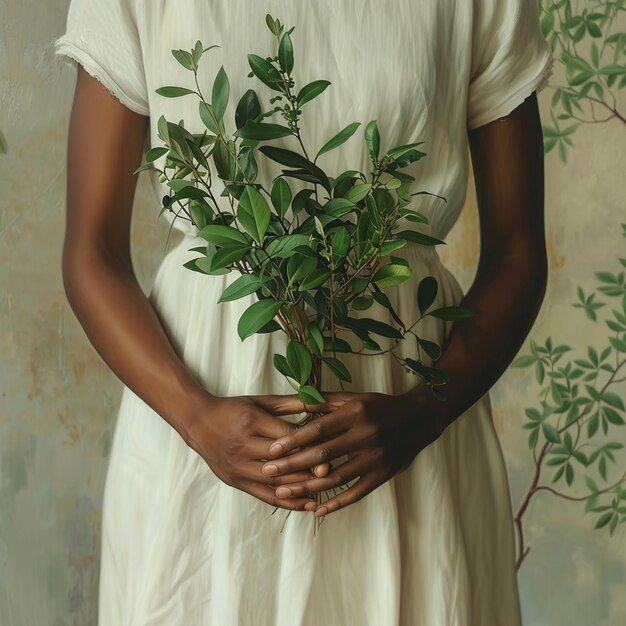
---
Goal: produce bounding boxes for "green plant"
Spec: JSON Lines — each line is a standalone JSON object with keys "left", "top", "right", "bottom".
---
{"left": 511, "top": 222, "right": 626, "bottom": 569}
{"left": 137, "top": 14, "right": 472, "bottom": 430}
{"left": 539, "top": 0, "right": 626, "bottom": 162}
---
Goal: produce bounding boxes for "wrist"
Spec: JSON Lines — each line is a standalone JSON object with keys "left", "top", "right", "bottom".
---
{"left": 171, "top": 385, "right": 219, "bottom": 444}
{"left": 403, "top": 382, "right": 449, "bottom": 441}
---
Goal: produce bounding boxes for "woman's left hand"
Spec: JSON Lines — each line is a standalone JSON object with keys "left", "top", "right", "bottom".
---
{"left": 260, "top": 389, "right": 444, "bottom": 517}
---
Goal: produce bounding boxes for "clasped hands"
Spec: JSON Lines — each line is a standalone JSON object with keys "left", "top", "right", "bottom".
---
{"left": 183, "top": 388, "right": 444, "bottom": 518}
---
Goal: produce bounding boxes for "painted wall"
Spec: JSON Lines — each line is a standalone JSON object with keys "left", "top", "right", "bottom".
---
{"left": 1, "top": 1, "right": 624, "bottom": 624}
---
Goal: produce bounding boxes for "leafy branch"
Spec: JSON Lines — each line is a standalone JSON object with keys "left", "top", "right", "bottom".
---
{"left": 135, "top": 14, "right": 475, "bottom": 527}
{"left": 539, "top": 0, "right": 626, "bottom": 162}
{"left": 511, "top": 222, "right": 626, "bottom": 569}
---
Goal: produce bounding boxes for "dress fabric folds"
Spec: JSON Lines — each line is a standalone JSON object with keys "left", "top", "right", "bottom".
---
{"left": 53, "top": 1, "right": 554, "bottom": 624}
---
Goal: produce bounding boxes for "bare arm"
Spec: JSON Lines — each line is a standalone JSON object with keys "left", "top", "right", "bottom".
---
{"left": 61, "top": 67, "right": 332, "bottom": 510}
{"left": 257, "top": 91, "right": 549, "bottom": 516}
{"left": 411, "top": 89, "right": 549, "bottom": 428}
{"left": 62, "top": 66, "right": 209, "bottom": 435}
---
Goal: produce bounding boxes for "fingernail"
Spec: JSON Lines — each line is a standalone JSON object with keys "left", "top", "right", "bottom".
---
{"left": 263, "top": 464, "right": 278, "bottom": 475}
{"left": 269, "top": 442, "right": 283, "bottom": 455}
{"left": 315, "top": 506, "right": 328, "bottom": 517}
{"left": 276, "top": 487, "right": 291, "bottom": 497}
{"left": 305, "top": 501, "right": 317, "bottom": 511}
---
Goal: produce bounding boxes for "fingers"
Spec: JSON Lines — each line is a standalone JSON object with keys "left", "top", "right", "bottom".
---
{"left": 312, "top": 471, "right": 389, "bottom": 517}
{"left": 253, "top": 412, "right": 298, "bottom": 440}
{"left": 266, "top": 410, "right": 349, "bottom": 458}
{"left": 245, "top": 437, "right": 326, "bottom": 466}
{"left": 240, "top": 461, "right": 318, "bottom": 487}
{"left": 312, "top": 462, "right": 330, "bottom": 477}
{"left": 275, "top": 457, "right": 364, "bottom": 498}
{"left": 262, "top": 434, "right": 355, "bottom": 476}
{"left": 245, "top": 480, "right": 317, "bottom": 512}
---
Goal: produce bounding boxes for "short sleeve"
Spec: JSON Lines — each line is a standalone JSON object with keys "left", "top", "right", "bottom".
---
{"left": 467, "top": 0, "right": 554, "bottom": 131}
{"left": 53, "top": 0, "right": 150, "bottom": 116}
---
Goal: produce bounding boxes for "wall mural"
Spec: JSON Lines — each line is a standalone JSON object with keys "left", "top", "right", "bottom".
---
{"left": 0, "top": 2, "right": 624, "bottom": 625}
{"left": 511, "top": 0, "right": 626, "bottom": 570}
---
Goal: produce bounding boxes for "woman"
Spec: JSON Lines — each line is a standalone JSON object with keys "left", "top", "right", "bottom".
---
{"left": 54, "top": 0, "right": 553, "bottom": 624}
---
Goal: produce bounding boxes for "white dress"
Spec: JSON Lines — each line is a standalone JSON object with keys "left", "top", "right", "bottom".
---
{"left": 54, "top": 1, "right": 554, "bottom": 624}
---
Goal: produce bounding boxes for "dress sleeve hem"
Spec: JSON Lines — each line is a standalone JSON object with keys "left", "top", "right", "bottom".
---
{"left": 54, "top": 37, "right": 150, "bottom": 117}
{"left": 466, "top": 52, "right": 555, "bottom": 132}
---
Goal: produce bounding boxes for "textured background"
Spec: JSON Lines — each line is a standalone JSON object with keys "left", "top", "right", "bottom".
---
{"left": 1, "top": 2, "right": 625, "bottom": 625}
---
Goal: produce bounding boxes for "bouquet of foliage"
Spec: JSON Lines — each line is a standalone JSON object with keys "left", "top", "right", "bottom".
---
{"left": 136, "top": 14, "right": 472, "bottom": 426}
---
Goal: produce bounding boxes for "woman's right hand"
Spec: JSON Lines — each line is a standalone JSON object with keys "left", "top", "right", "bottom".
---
{"left": 181, "top": 394, "right": 334, "bottom": 511}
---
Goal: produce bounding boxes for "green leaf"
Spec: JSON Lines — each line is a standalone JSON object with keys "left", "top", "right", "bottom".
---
{"left": 182, "top": 258, "right": 207, "bottom": 274}
{"left": 197, "top": 224, "right": 249, "bottom": 246}
{"left": 155, "top": 86, "right": 196, "bottom": 98}
{"left": 233, "top": 120, "right": 293, "bottom": 140}
{"left": 344, "top": 316, "right": 403, "bottom": 339}
{"left": 323, "top": 336, "right": 353, "bottom": 353}
{"left": 595, "top": 511, "right": 614, "bottom": 529}
{"left": 194, "top": 256, "right": 228, "bottom": 275}
{"left": 209, "top": 244, "right": 250, "bottom": 270}
{"left": 298, "top": 385, "right": 326, "bottom": 405}
{"left": 386, "top": 141, "right": 425, "bottom": 157}
{"left": 542, "top": 422, "right": 561, "bottom": 443}
{"left": 211, "top": 66, "right": 230, "bottom": 122}
{"left": 602, "top": 391, "right": 625, "bottom": 410}
{"left": 418, "top": 338, "right": 441, "bottom": 360}
{"left": 237, "top": 299, "right": 284, "bottom": 341}
{"left": 218, "top": 274, "right": 263, "bottom": 303}
{"left": 278, "top": 31, "right": 294, "bottom": 74}
{"left": 264, "top": 234, "right": 311, "bottom": 258}
{"left": 286, "top": 340, "right": 312, "bottom": 385}
{"left": 604, "top": 406, "right": 625, "bottom": 425}
{"left": 235, "top": 89, "right": 262, "bottom": 130}
{"left": 199, "top": 101, "right": 220, "bottom": 134}
{"left": 387, "top": 149, "right": 427, "bottom": 170}
{"left": 316, "top": 122, "right": 361, "bottom": 159}
{"left": 344, "top": 183, "right": 372, "bottom": 204}
{"left": 256, "top": 320, "right": 282, "bottom": 333}
{"left": 258, "top": 146, "right": 310, "bottom": 169}
{"left": 237, "top": 185, "right": 271, "bottom": 243}
{"left": 296, "top": 80, "right": 331, "bottom": 107}
{"left": 145, "top": 146, "right": 169, "bottom": 163}
{"left": 265, "top": 14, "right": 278, "bottom": 36}
{"left": 288, "top": 255, "right": 317, "bottom": 285}
{"left": 322, "top": 356, "right": 352, "bottom": 383}
{"left": 298, "top": 268, "right": 332, "bottom": 290}
{"left": 379, "top": 239, "right": 407, "bottom": 256}
{"left": 428, "top": 306, "right": 474, "bottom": 321}
{"left": 323, "top": 197, "right": 356, "bottom": 218}
{"left": 157, "top": 114, "right": 170, "bottom": 143}
{"left": 364, "top": 120, "right": 380, "bottom": 160}
{"left": 397, "top": 229, "right": 445, "bottom": 246}
{"left": 331, "top": 227, "right": 350, "bottom": 262}
{"left": 247, "top": 53, "right": 284, "bottom": 91}
{"left": 352, "top": 295, "right": 374, "bottom": 310}
{"left": 307, "top": 324, "right": 324, "bottom": 357}
{"left": 565, "top": 463, "right": 575, "bottom": 486}
{"left": 273, "top": 353, "right": 294, "bottom": 379}
{"left": 417, "top": 276, "right": 438, "bottom": 314}
{"left": 270, "top": 178, "right": 292, "bottom": 220}
{"left": 372, "top": 263, "right": 412, "bottom": 287}
{"left": 172, "top": 49, "right": 194, "bottom": 71}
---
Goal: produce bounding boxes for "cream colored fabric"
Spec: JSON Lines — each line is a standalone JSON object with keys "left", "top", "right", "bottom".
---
{"left": 54, "top": 1, "right": 553, "bottom": 624}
